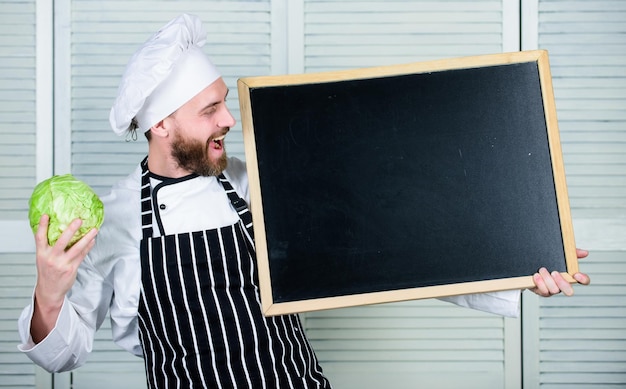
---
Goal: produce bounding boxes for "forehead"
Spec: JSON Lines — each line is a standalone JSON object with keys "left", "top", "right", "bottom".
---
{"left": 183, "top": 78, "right": 228, "bottom": 111}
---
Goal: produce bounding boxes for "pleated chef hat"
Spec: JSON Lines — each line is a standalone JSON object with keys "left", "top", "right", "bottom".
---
{"left": 109, "top": 14, "right": 221, "bottom": 135}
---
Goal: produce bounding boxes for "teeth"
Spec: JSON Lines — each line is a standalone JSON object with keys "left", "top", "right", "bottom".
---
{"left": 212, "top": 134, "right": 225, "bottom": 149}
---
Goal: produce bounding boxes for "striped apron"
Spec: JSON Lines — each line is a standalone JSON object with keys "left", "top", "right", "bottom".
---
{"left": 137, "top": 159, "right": 331, "bottom": 388}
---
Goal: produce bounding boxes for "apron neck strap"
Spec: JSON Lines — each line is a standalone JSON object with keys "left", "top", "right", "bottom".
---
{"left": 218, "top": 174, "right": 254, "bottom": 238}
{"left": 140, "top": 157, "right": 154, "bottom": 239}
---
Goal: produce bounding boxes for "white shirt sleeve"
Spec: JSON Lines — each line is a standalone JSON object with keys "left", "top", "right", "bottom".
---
{"left": 16, "top": 255, "right": 114, "bottom": 372}
{"left": 17, "top": 296, "right": 95, "bottom": 372}
{"left": 439, "top": 289, "right": 521, "bottom": 317}
{"left": 16, "top": 166, "right": 144, "bottom": 372}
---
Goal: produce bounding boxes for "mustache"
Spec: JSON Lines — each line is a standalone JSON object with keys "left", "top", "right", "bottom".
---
{"left": 209, "top": 127, "right": 230, "bottom": 141}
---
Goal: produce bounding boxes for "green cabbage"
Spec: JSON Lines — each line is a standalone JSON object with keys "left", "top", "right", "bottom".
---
{"left": 28, "top": 174, "right": 104, "bottom": 248}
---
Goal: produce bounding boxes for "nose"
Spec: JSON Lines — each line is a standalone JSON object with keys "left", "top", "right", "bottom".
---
{"left": 219, "top": 105, "right": 236, "bottom": 129}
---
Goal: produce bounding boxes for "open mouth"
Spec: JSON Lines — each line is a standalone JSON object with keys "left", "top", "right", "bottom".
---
{"left": 211, "top": 135, "right": 225, "bottom": 150}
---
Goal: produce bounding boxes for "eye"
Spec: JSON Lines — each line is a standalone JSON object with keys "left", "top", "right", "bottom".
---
{"left": 202, "top": 105, "right": 218, "bottom": 116}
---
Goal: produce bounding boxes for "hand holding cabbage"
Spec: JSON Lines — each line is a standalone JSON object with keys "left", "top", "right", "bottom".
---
{"left": 29, "top": 174, "right": 104, "bottom": 248}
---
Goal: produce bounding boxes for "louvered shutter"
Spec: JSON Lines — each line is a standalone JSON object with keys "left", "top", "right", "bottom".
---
{"left": 522, "top": 1, "right": 626, "bottom": 388}
{"left": 299, "top": 1, "right": 523, "bottom": 388}
{"left": 0, "top": 1, "right": 37, "bottom": 221}
{"left": 302, "top": 0, "right": 508, "bottom": 72}
{"left": 0, "top": 0, "right": 45, "bottom": 387}
{"left": 0, "top": 252, "right": 39, "bottom": 388}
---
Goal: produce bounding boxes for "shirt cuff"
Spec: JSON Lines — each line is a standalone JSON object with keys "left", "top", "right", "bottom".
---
{"left": 17, "top": 296, "right": 80, "bottom": 372}
{"left": 439, "top": 289, "right": 521, "bottom": 318}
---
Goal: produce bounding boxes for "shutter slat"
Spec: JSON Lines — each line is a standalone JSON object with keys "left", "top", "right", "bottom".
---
{"left": 0, "top": 0, "right": 36, "bottom": 220}
{"left": 0, "top": 253, "right": 37, "bottom": 387}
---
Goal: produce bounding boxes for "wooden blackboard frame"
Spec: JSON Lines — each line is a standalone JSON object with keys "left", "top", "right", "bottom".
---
{"left": 238, "top": 50, "right": 578, "bottom": 316}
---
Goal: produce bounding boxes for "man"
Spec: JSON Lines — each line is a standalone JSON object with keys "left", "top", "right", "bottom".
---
{"left": 18, "top": 14, "right": 589, "bottom": 388}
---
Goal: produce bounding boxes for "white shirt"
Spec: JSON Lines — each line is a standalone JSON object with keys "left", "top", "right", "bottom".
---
{"left": 17, "top": 157, "right": 520, "bottom": 373}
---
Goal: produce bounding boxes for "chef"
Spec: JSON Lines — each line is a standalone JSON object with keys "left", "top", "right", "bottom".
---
{"left": 17, "top": 13, "right": 590, "bottom": 389}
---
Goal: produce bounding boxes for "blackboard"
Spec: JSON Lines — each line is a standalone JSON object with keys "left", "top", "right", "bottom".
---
{"left": 237, "top": 50, "right": 578, "bottom": 316}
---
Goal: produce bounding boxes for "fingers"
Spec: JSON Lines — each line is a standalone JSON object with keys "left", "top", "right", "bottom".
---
{"left": 573, "top": 248, "right": 591, "bottom": 285}
{"left": 35, "top": 215, "right": 87, "bottom": 251}
{"left": 576, "top": 248, "right": 589, "bottom": 259}
{"left": 530, "top": 249, "right": 590, "bottom": 298}
{"left": 533, "top": 267, "right": 567, "bottom": 297}
{"left": 532, "top": 268, "right": 591, "bottom": 297}
{"left": 573, "top": 272, "right": 590, "bottom": 286}
{"left": 54, "top": 218, "right": 84, "bottom": 251}
{"left": 35, "top": 217, "right": 97, "bottom": 270}
{"left": 35, "top": 214, "right": 50, "bottom": 246}
{"left": 551, "top": 270, "right": 575, "bottom": 296}
{"left": 66, "top": 227, "right": 98, "bottom": 258}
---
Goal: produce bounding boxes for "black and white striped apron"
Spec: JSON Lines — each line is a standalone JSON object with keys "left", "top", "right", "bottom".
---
{"left": 137, "top": 159, "right": 331, "bottom": 388}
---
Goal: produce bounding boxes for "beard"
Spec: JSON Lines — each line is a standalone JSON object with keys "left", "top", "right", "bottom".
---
{"left": 171, "top": 131, "right": 228, "bottom": 177}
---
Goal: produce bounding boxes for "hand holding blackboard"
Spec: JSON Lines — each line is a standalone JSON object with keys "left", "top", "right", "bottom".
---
{"left": 238, "top": 50, "right": 581, "bottom": 316}
{"left": 530, "top": 248, "right": 590, "bottom": 297}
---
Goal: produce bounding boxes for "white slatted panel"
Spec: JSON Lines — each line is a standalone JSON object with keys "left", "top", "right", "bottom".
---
{"left": 69, "top": 0, "right": 272, "bottom": 195}
{"left": 534, "top": 1, "right": 626, "bottom": 388}
{"left": 300, "top": 2, "right": 518, "bottom": 387}
{"left": 0, "top": 1, "right": 40, "bottom": 387}
{"left": 0, "top": 253, "right": 38, "bottom": 388}
{"left": 535, "top": 252, "right": 626, "bottom": 388}
{"left": 0, "top": 0, "right": 36, "bottom": 219}
{"left": 65, "top": 314, "right": 147, "bottom": 386}
{"left": 308, "top": 301, "right": 514, "bottom": 388}
{"left": 303, "top": 0, "right": 505, "bottom": 72}
{"left": 538, "top": 0, "right": 626, "bottom": 217}
{"left": 69, "top": 321, "right": 148, "bottom": 389}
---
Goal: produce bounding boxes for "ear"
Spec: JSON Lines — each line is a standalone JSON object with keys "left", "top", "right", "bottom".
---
{"left": 150, "top": 119, "right": 169, "bottom": 139}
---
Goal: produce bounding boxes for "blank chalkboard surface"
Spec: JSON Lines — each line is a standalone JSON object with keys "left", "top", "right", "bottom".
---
{"left": 237, "top": 50, "right": 578, "bottom": 316}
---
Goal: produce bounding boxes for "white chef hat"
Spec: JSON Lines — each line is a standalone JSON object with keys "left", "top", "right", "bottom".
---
{"left": 109, "top": 14, "right": 221, "bottom": 135}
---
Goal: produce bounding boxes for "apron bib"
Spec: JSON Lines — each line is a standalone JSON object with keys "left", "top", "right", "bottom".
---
{"left": 137, "top": 158, "right": 330, "bottom": 389}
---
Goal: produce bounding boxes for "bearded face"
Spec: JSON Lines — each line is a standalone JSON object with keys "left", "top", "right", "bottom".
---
{"left": 171, "top": 129, "right": 229, "bottom": 177}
